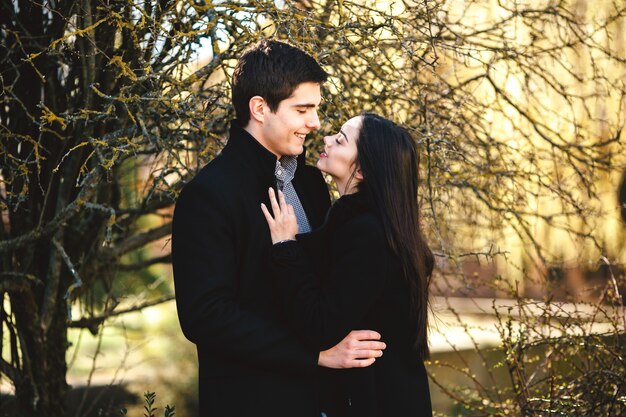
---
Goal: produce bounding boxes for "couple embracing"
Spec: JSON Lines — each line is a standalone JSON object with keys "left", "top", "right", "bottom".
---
{"left": 172, "top": 40, "right": 434, "bottom": 417}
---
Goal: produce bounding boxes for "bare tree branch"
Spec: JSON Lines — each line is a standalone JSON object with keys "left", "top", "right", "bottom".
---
{"left": 69, "top": 295, "right": 175, "bottom": 334}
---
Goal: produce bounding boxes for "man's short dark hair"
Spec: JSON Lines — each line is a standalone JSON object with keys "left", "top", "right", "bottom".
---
{"left": 232, "top": 39, "right": 328, "bottom": 123}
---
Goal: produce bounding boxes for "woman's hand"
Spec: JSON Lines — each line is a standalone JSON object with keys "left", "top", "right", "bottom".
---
{"left": 261, "top": 187, "right": 299, "bottom": 244}
{"left": 318, "top": 330, "right": 386, "bottom": 369}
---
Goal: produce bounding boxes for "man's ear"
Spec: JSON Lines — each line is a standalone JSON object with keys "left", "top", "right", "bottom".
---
{"left": 249, "top": 96, "right": 266, "bottom": 124}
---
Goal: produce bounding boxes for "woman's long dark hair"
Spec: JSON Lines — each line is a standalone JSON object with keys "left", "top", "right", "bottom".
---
{"left": 355, "top": 113, "right": 435, "bottom": 359}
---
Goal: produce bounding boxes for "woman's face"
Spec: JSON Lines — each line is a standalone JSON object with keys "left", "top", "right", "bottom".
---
{"left": 317, "top": 116, "right": 362, "bottom": 193}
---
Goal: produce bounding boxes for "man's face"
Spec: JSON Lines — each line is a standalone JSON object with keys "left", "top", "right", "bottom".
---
{"left": 259, "top": 82, "right": 322, "bottom": 158}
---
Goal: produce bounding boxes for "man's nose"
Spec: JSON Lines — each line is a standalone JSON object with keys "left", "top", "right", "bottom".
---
{"left": 306, "top": 112, "right": 321, "bottom": 130}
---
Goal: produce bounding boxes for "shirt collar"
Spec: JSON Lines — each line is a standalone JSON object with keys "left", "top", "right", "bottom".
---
{"left": 275, "top": 156, "right": 297, "bottom": 183}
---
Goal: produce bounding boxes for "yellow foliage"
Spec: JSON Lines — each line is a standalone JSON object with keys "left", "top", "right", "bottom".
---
{"left": 109, "top": 55, "right": 138, "bottom": 81}
{"left": 40, "top": 105, "right": 67, "bottom": 130}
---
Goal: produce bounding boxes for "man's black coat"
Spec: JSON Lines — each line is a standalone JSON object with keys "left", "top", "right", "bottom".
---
{"left": 172, "top": 123, "right": 331, "bottom": 417}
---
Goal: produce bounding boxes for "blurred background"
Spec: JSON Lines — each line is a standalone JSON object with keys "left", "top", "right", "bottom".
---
{"left": 1, "top": 0, "right": 625, "bottom": 416}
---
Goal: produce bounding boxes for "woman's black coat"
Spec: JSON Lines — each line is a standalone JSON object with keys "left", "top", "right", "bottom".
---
{"left": 270, "top": 192, "right": 433, "bottom": 417}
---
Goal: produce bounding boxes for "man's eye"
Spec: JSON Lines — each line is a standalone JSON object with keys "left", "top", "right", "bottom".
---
{"left": 297, "top": 109, "right": 306, "bottom": 114}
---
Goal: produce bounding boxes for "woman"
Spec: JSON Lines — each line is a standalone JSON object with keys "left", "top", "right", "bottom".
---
{"left": 261, "top": 113, "right": 434, "bottom": 416}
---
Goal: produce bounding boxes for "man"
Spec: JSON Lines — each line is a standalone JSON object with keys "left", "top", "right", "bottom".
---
{"left": 172, "top": 40, "right": 385, "bottom": 417}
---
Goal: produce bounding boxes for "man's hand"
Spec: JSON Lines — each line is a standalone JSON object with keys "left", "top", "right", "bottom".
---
{"left": 318, "top": 330, "right": 386, "bottom": 369}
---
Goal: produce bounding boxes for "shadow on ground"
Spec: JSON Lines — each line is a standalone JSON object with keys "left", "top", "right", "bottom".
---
{"left": 0, "top": 384, "right": 138, "bottom": 417}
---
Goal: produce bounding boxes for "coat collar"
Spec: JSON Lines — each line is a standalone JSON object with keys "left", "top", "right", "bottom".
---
{"left": 223, "top": 120, "right": 308, "bottom": 182}
{"left": 324, "top": 191, "right": 371, "bottom": 230}
{"left": 298, "top": 191, "right": 371, "bottom": 241}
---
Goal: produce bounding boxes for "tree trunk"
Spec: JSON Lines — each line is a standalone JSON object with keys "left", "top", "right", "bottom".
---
{"left": 13, "top": 297, "right": 69, "bottom": 417}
